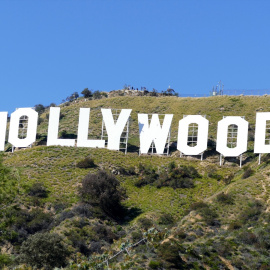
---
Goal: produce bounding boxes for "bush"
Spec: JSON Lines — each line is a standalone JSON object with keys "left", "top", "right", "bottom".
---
{"left": 216, "top": 192, "right": 234, "bottom": 204}
{"left": 158, "top": 213, "right": 174, "bottom": 225}
{"left": 157, "top": 241, "right": 186, "bottom": 269}
{"left": 190, "top": 201, "right": 208, "bottom": 211}
{"left": 242, "top": 166, "right": 254, "bottom": 179}
{"left": 238, "top": 200, "right": 263, "bottom": 224}
{"left": 157, "top": 165, "right": 199, "bottom": 189}
{"left": 76, "top": 157, "right": 95, "bottom": 168}
{"left": 7, "top": 208, "right": 53, "bottom": 244}
{"left": 0, "top": 253, "right": 12, "bottom": 268}
{"left": 228, "top": 221, "right": 242, "bottom": 230}
{"left": 93, "top": 90, "right": 102, "bottom": 99}
{"left": 81, "top": 88, "right": 92, "bottom": 98}
{"left": 138, "top": 217, "right": 153, "bottom": 230}
{"left": 20, "top": 232, "right": 70, "bottom": 269}
{"left": 135, "top": 164, "right": 158, "bottom": 187}
{"left": 28, "top": 182, "right": 49, "bottom": 198}
{"left": 238, "top": 231, "right": 257, "bottom": 245}
{"left": 149, "top": 260, "right": 161, "bottom": 269}
{"left": 169, "top": 177, "right": 194, "bottom": 189}
{"left": 256, "top": 224, "right": 270, "bottom": 249}
{"left": 79, "top": 170, "right": 126, "bottom": 218}
{"left": 199, "top": 207, "right": 219, "bottom": 226}
{"left": 38, "top": 117, "right": 44, "bottom": 125}
{"left": 34, "top": 104, "right": 45, "bottom": 114}
{"left": 93, "top": 224, "right": 118, "bottom": 243}
{"left": 190, "top": 201, "right": 219, "bottom": 226}
{"left": 131, "top": 231, "right": 143, "bottom": 242}
{"left": 223, "top": 173, "right": 234, "bottom": 185}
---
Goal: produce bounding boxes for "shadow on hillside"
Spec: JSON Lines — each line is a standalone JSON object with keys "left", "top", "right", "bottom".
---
{"left": 127, "top": 143, "right": 139, "bottom": 153}
{"left": 118, "top": 207, "right": 142, "bottom": 225}
{"left": 36, "top": 134, "right": 48, "bottom": 145}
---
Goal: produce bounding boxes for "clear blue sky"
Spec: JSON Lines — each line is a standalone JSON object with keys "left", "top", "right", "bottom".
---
{"left": 0, "top": 1, "right": 270, "bottom": 113}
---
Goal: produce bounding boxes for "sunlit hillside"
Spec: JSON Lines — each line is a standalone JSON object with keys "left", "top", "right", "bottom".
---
{"left": 1, "top": 95, "right": 270, "bottom": 269}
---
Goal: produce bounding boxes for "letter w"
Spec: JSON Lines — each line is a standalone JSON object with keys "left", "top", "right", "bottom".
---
{"left": 138, "top": 114, "right": 173, "bottom": 154}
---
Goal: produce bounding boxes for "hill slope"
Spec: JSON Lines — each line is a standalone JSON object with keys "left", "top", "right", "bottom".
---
{"left": 1, "top": 95, "right": 270, "bottom": 269}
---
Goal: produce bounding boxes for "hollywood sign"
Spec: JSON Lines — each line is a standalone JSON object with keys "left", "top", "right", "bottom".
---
{"left": 1, "top": 107, "right": 270, "bottom": 157}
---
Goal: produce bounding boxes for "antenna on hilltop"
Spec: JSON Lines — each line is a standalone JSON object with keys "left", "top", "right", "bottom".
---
{"left": 211, "top": 81, "right": 224, "bottom": 96}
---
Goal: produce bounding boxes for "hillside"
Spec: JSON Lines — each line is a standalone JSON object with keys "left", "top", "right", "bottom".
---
{"left": 1, "top": 95, "right": 270, "bottom": 269}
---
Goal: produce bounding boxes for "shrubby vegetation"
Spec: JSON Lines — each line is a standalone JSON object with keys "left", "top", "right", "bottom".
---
{"left": 134, "top": 162, "right": 200, "bottom": 189}
{"left": 20, "top": 232, "right": 70, "bottom": 269}
{"left": 76, "top": 156, "right": 95, "bottom": 168}
{"left": 3, "top": 95, "right": 270, "bottom": 269}
{"left": 79, "top": 170, "right": 126, "bottom": 218}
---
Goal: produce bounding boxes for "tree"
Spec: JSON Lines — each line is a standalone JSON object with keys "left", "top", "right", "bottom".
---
{"left": 66, "top": 92, "right": 79, "bottom": 102}
{"left": 93, "top": 90, "right": 102, "bottom": 99}
{"left": 79, "top": 170, "right": 126, "bottom": 217}
{"left": 81, "top": 88, "right": 92, "bottom": 98}
{"left": 20, "top": 232, "right": 70, "bottom": 270}
{"left": 34, "top": 104, "right": 45, "bottom": 114}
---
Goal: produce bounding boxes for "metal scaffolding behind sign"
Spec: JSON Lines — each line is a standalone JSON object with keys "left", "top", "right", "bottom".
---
{"left": 101, "top": 109, "right": 130, "bottom": 154}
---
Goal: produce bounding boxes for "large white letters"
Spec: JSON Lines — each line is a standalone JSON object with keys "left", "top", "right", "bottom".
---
{"left": 8, "top": 108, "right": 38, "bottom": 148}
{"left": 77, "top": 108, "right": 105, "bottom": 148}
{"left": 4, "top": 106, "right": 270, "bottom": 158}
{"left": 177, "top": 115, "right": 209, "bottom": 155}
{"left": 138, "top": 114, "right": 173, "bottom": 154}
{"left": 216, "top": 116, "right": 248, "bottom": 157}
{"left": 254, "top": 112, "right": 270, "bottom": 153}
{"left": 101, "top": 109, "right": 132, "bottom": 150}
{"left": 47, "top": 107, "right": 75, "bottom": 147}
{"left": 0, "top": 112, "right": 8, "bottom": 151}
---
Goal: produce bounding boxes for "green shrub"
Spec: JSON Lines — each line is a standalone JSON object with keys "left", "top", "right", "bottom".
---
{"left": 190, "top": 201, "right": 208, "bottom": 211}
{"left": 206, "top": 166, "right": 222, "bottom": 180}
{"left": 157, "top": 241, "right": 186, "bottom": 269}
{"left": 149, "top": 260, "right": 161, "bottom": 269}
{"left": 223, "top": 173, "right": 234, "bottom": 185}
{"left": 190, "top": 201, "right": 219, "bottom": 226}
{"left": 158, "top": 213, "right": 174, "bottom": 225}
{"left": 93, "top": 224, "right": 118, "bottom": 243}
{"left": 76, "top": 157, "right": 95, "bottom": 168}
{"left": 216, "top": 192, "right": 234, "bottom": 204}
{"left": 135, "top": 164, "right": 158, "bottom": 187}
{"left": 138, "top": 217, "right": 153, "bottom": 230}
{"left": 238, "top": 231, "right": 257, "bottom": 245}
{"left": 256, "top": 224, "right": 270, "bottom": 249}
{"left": 79, "top": 170, "right": 126, "bottom": 218}
{"left": 13, "top": 209, "right": 53, "bottom": 236}
{"left": 169, "top": 177, "right": 194, "bottom": 189}
{"left": 168, "top": 161, "right": 176, "bottom": 172}
{"left": 174, "top": 229, "right": 187, "bottom": 239}
{"left": 0, "top": 253, "right": 12, "bottom": 268}
{"left": 199, "top": 207, "right": 219, "bottom": 226}
{"left": 20, "top": 232, "right": 70, "bottom": 269}
{"left": 261, "top": 153, "right": 270, "bottom": 163}
{"left": 131, "top": 231, "right": 143, "bottom": 242}
{"left": 28, "top": 182, "right": 49, "bottom": 198}
{"left": 242, "top": 166, "right": 254, "bottom": 179}
{"left": 239, "top": 200, "right": 263, "bottom": 223}
{"left": 228, "top": 221, "right": 242, "bottom": 230}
